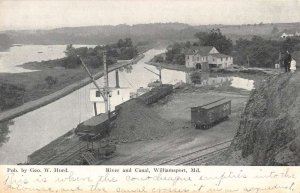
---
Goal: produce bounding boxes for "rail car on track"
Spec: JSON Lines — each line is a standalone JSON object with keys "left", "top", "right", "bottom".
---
{"left": 191, "top": 98, "right": 231, "bottom": 129}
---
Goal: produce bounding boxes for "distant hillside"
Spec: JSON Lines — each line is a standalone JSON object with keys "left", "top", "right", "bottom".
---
{"left": 0, "top": 33, "right": 13, "bottom": 51}
{"left": 4, "top": 22, "right": 300, "bottom": 45}
{"left": 5, "top": 23, "right": 191, "bottom": 45}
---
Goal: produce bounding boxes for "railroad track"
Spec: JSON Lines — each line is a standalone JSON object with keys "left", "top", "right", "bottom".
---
{"left": 37, "top": 141, "right": 87, "bottom": 165}
{"left": 120, "top": 139, "right": 232, "bottom": 165}
{"left": 156, "top": 139, "right": 232, "bottom": 165}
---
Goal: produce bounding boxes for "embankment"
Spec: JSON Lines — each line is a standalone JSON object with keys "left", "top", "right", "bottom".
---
{"left": 0, "top": 54, "right": 144, "bottom": 122}
{"left": 227, "top": 71, "right": 300, "bottom": 165}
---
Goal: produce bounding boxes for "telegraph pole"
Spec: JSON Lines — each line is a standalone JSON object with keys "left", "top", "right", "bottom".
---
{"left": 247, "top": 55, "right": 250, "bottom": 67}
{"left": 102, "top": 51, "right": 110, "bottom": 118}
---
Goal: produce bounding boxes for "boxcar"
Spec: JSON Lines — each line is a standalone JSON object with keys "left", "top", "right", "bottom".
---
{"left": 191, "top": 98, "right": 231, "bottom": 129}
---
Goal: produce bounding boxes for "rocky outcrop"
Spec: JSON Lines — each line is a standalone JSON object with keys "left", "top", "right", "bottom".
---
{"left": 228, "top": 72, "right": 300, "bottom": 165}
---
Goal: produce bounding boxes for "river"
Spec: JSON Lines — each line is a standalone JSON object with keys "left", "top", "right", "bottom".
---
{"left": 0, "top": 46, "right": 255, "bottom": 164}
{"left": 0, "top": 44, "right": 95, "bottom": 73}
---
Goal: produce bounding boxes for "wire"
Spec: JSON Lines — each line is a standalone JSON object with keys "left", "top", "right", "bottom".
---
{"left": 78, "top": 89, "right": 81, "bottom": 124}
{"left": 120, "top": 72, "right": 136, "bottom": 89}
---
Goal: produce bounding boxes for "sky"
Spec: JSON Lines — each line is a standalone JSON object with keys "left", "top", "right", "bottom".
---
{"left": 0, "top": 0, "right": 300, "bottom": 31}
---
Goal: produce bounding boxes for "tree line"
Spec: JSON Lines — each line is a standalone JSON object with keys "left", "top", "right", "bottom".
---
{"left": 155, "top": 28, "right": 300, "bottom": 68}
{"left": 234, "top": 36, "right": 300, "bottom": 68}
{"left": 62, "top": 38, "right": 138, "bottom": 68}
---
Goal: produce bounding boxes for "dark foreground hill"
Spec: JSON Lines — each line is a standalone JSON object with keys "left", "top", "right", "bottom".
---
{"left": 226, "top": 72, "right": 300, "bottom": 165}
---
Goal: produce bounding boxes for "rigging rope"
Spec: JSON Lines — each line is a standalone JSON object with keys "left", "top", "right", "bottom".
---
{"left": 120, "top": 72, "right": 136, "bottom": 89}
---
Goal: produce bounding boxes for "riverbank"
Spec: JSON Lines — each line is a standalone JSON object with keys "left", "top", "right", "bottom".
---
{"left": 146, "top": 61, "right": 189, "bottom": 72}
{"left": 147, "top": 61, "right": 284, "bottom": 76}
{"left": 0, "top": 54, "right": 144, "bottom": 122}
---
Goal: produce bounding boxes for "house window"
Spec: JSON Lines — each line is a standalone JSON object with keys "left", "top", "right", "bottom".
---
{"left": 226, "top": 57, "right": 228, "bottom": 60}
{"left": 213, "top": 58, "right": 215, "bottom": 62}
{"left": 221, "top": 58, "right": 223, "bottom": 62}
{"left": 187, "top": 56, "right": 189, "bottom": 59}
{"left": 96, "top": 91, "right": 101, "bottom": 97}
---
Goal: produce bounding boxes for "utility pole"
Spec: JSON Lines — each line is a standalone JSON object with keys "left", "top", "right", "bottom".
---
{"left": 115, "top": 70, "right": 120, "bottom": 88}
{"left": 102, "top": 51, "right": 110, "bottom": 118}
{"left": 279, "top": 51, "right": 282, "bottom": 67}
{"left": 247, "top": 55, "right": 250, "bottom": 67}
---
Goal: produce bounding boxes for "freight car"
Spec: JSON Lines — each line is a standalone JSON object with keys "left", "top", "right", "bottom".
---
{"left": 74, "top": 111, "right": 117, "bottom": 141}
{"left": 191, "top": 98, "right": 231, "bottom": 129}
{"left": 138, "top": 84, "right": 173, "bottom": 105}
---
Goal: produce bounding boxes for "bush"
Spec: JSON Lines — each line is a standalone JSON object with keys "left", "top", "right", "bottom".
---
{"left": 190, "top": 72, "right": 202, "bottom": 84}
{"left": 0, "top": 83, "right": 25, "bottom": 110}
{"left": 45, "top": 76, "right": 57, "bottom": 88}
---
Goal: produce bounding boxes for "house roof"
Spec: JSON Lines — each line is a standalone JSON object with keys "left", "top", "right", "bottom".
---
{"left": 184, "top": 46, "right": 215, "bottom": 56}
{"left": 210, "top": 53, "right": 231, "bottom": 58}
{"left": 196, "top": 46, "right": 215, "bottom": 55}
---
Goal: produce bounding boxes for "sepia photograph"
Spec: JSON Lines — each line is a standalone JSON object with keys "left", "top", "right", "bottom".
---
{"left": 0, "top": 0, "right": 300, "bottom": 167}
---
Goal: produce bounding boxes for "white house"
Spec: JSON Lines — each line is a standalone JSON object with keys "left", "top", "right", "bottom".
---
{"left": 208, "top": 53, "right": 234, "bottom": 68}
{"left": 281, "top": 32, "right": 294, "bottom": 38}
{"left": 185, "top": 46, "right": 233, "bottom": 69}
{"left": 280, "top": 29, "right": 300, "bottom": 38}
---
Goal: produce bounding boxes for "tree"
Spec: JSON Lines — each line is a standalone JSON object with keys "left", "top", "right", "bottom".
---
{"left": 117, "top": 39, "right": 124, "bottom": 48}
{"left": 0, "top": 121, "right": 14, "bottom": 147}
{"left": 45, "top": 76, "right": 57, "bottom": 88}
{"left": 124, "top": 38, "right": 133, "bottom": 47}
{"left": 166, "top": 43, "right": 182, "bottom": 63}
{"left": 154, "top": 55, "right": 164, "bottom": 63}
{"left": 271, "top": 26, "right": 279, "bottom": 34}
{"left": 195, "top": 28, "right": 233, "bottom": 54}
{"left": 185, "top": 41, "right": 192, "bottom": 48}
{"left": 65, "top": 44, "right": 75, "bottom": 57}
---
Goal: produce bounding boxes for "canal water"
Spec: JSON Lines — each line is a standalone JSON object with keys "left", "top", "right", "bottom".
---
{"left": 0, "top": 47, "right": 255, "bottom": 164}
